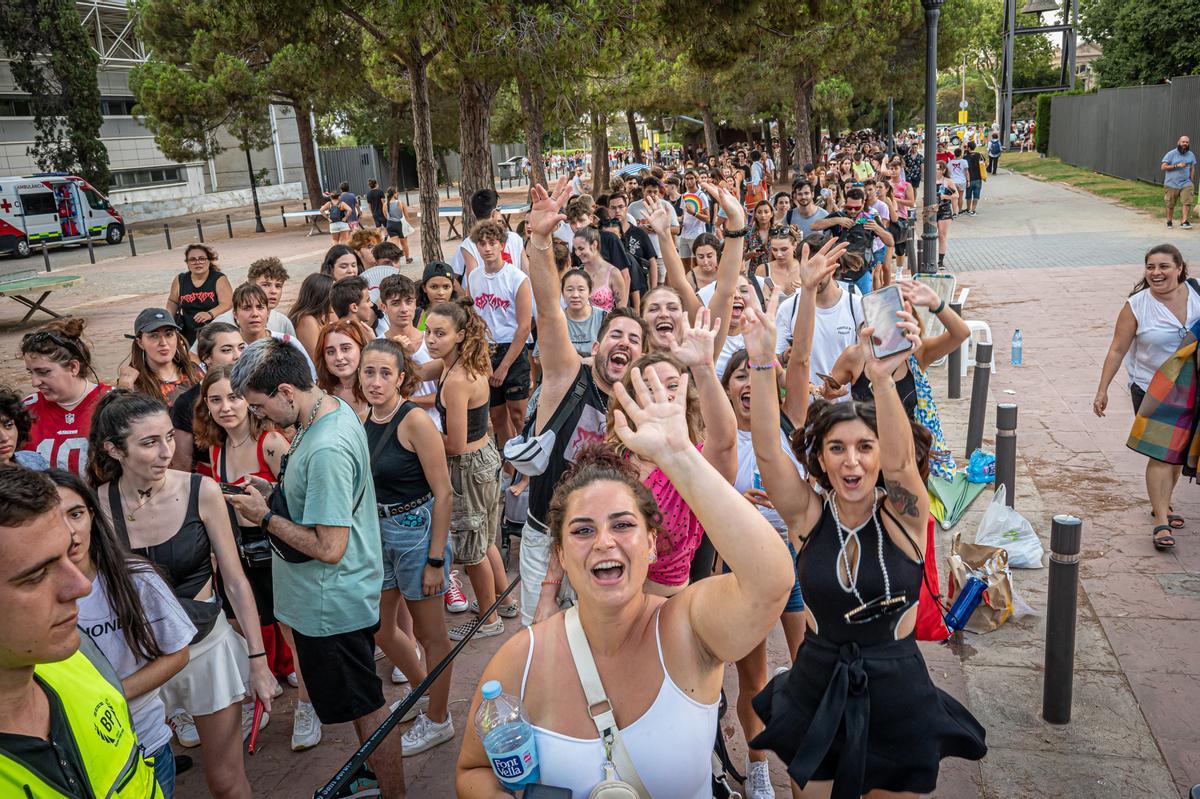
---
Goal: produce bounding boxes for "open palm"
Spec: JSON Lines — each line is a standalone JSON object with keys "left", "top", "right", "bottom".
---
{"left": 799, "top": 239, "right": 850, "bottom": 291}
{"left": 612, "top": 367, "right": 692, "bottom": 463}
{"left": 527, "top": 176, "right": 572, "bottom": 238}
{"left": 669, "top": 306, "right": 720, "bottom": 369}
{"left": 739, "top": 292, "right": 779, "bottom": 364}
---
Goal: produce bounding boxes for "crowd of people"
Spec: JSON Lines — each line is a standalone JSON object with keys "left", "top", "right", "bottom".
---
{"left": 0, "top": 136, "right": 1001, "bottom": 799}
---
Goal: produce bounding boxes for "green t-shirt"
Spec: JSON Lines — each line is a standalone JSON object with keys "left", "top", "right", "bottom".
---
{"left": 274, "top": 398, "right": 382, "bottom": 637}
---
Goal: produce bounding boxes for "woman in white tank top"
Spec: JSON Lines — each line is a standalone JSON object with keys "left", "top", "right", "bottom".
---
{"left": 1094, "top": 244, "right": 1200, "bottom": 551}
{"left": 455, "top": 351, "right": 794, "bottom": 795}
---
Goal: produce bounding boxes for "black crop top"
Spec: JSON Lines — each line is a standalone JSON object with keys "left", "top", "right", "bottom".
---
{"left": 365, "top": 402, "right": 432, "bottom": 505}
{"left": 435, "top": 377, "right": 490, "bottom": 443}
{"left": 109, "top": 473, "right": 212, "bottom": 601}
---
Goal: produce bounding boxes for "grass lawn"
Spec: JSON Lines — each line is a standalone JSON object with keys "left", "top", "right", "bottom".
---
{"left": 1004, "top": 152, "right": 1167, "bottom": 216}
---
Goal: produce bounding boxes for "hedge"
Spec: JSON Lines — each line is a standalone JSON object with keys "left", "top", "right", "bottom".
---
{"left": 1035, "top": 89, "right": 1088, "bottom": 155}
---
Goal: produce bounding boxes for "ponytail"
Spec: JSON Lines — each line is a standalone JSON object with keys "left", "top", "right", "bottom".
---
{"left": 86, "top": 389, "right": 168, "bottom": 488}
{"left": 428, "top": 297, "right": 493, "bottom": 378}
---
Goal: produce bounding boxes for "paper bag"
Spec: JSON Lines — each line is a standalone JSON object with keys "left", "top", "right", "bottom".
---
{"left": 946, "top": 532, "right": 1015, "bottom": 633}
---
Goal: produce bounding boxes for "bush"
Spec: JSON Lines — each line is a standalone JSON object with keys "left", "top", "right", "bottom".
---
{"left": 1036, "top": 89, "right": 1087, "bottom": 155}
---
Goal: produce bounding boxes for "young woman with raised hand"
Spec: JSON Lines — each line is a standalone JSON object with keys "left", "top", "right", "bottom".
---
{"left": 604, "top": 307, "right": 737, "bottom": 595}
{"left": 740, "top": 287, "right": 987, "bottom": 799}
{"left": 166, "top": 243, "right": 233, "bottom": 345}
{"left": 87, "top": 389, "right": 277, "bottom": 799}
{"left": 19, "top": 317, "right": 111, "bottom": 474}
{"left": 288, "top": 272, "right": 336, "bottom": 360}
{"left": 51, "top": 469, "right": 195, "bottom": 799}
{"left": 359, "top": 338, "right": 458, "bottom": 755}
{"left": 315, "top": 319, "right": 370, "bottom": 420}
{"left": 423, "top": 297, "right": 513, "bottom": 640}
{"left": 456, "top": 364, "right": 794, "bottom": 797}
{"left": 117, "top": 309, "right": 203, "bottom": 410}
{"left": 571, "top": 225, "right": 628, "bottom": 312}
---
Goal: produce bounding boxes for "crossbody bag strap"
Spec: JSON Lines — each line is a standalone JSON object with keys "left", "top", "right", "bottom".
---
{"left": 563, "top": 607, "right": 651, "bottom": 798}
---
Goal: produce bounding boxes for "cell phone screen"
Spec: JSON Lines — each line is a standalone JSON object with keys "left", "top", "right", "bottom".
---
{"left": 861, "top": 285, "right": 913, "bottom": 360}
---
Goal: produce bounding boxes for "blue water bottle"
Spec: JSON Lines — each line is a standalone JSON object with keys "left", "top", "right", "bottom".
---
{"left": 1011, "top": 328, "right": 1022, "bottom": 366}
{"left": 475, "top": 680, "right": 540, "bottom": 790}
{"left": 945, "top": 574, "right": 987, "bottom": 632}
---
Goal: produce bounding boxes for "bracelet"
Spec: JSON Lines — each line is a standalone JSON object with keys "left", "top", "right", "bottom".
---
{"left": 541, "top": 579, "right": 562, "bottom": 586}
{"left": 248, "top": 652, "right": 267, "bottom": 659}
{"left": 724, "top": 224, "right": 751, "bottom": 239}
{"left": 260, "top": 510, "right": 274, "bottom": 530}
{"left": 932, "top": 299, "right": 946, "bottom": 314}
{"left": 747, "top": 360, "right": 776, "bottom": 371}
{"left": 529, "top": 236, "right": 553, "bottom": 252}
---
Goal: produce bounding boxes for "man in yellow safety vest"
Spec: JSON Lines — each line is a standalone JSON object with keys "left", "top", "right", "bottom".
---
{"left": 0, "top": 466, "right": 162, "bottom": 798}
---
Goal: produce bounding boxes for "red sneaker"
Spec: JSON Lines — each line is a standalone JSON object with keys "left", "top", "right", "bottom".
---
{"left": 444, "top": 571, "right": 469, "bottom": 613}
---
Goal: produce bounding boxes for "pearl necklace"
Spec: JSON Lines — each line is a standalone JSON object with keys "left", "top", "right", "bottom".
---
{"left": 828, "top": 492, "right": 891, "bottom": 606}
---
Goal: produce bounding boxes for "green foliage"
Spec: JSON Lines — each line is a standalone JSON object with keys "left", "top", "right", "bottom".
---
{"left": 1035, "top": 88, "right": 1085, "bottom": 154}
{"left": 0, "top": 0, "right": 111, "bottom": 190}
{"left": 1079, "top": 0, "right": 1200, "bottom": 87}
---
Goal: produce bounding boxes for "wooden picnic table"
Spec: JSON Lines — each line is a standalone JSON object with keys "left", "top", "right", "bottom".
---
{"left": 0, "top": 274, "right": 82, "bottom": 323}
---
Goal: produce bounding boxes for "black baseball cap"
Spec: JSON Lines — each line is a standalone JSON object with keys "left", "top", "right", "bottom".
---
{"left": 420, "top": 261, "right": 455, "bottom": 284}
{"left": 128, "top": 307, "right": 181, "bottom": 338}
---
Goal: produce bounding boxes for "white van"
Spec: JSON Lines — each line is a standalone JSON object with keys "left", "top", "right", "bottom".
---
{"left": 0, "top": 173, "right": 126, "bottom": 258}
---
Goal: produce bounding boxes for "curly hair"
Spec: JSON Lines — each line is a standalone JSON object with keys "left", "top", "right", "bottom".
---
{"left": 0, "top": 386, "right": 33, "bottom": 451}
{"left": 183, "top": 243, "right": 219, "bottom": 270}
{"left": 546, "top": 443, "right": 661, "bottom": 550}
{"left": 427, "top": 297, "right": 493, "bottom": 379}
{"left": 604, "top": 352, "right": 703, "bottom": 457}
{"left": 792, "top": 398, "right": 932, "bottom": 492}
{"left": 315, "top": 320, "right": 368, "bottom": 403}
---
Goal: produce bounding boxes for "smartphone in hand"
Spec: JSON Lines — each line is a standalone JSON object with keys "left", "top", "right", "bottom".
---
{"left": 861, "top": 285, "right": 913, "bottom": 360}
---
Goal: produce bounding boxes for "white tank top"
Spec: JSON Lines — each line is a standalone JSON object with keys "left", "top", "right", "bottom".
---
{"left": 735, "top": 428, "right": 806, "bottom": 534}
{"left": 520, "top": 610, "right": 718, "bottom": 798}
{"left": 1124, "top": 285, "right": 1200, "bottom": 390}
{"left": 465, "top": 262, "right": 528, "bottom": 344}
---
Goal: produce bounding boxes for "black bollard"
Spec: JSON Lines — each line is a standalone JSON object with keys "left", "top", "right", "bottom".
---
{"left": 947, "top": 301, "right": 963, "bottom": 399}
{"left": 41, "top": 242, "right": 51, "bottom": 272}
{"left": 85, "top": 233, "right": 95, "bottom": 264}
{"left": 128, "top": 230, "right": 137, "bottom": 257}
{"left": 226, "top": 214, "right": 233, "bottom": 238}
{"left": 1043, "top": 514, "right": 1082, "bottom": 724}
{"left": 965, "top": 342, "right": 993, "bottom": 458}
{"left": 163, "top": 224, "right": 172, "bottom": 250}
{"left": 995, "top": 403, "right": 1017, "bottom": 506}
{"left": 196, "top": 218, "right": 204, "bottom": 243}
{"left": 281, "top": 205, "right": 287, "bottom": 228}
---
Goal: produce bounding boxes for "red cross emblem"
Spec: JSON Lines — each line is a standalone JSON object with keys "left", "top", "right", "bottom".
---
{"left": 0, "top": 199, "right": 11, "bottom": 213}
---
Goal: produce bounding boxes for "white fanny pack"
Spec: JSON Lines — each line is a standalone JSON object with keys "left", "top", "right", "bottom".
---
{"left": 503, "top": 369, "right": 589, "bottom": 476}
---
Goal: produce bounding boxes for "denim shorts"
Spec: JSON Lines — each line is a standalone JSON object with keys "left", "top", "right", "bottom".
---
{"left": 720, "top": 535, "right": 805, "bottom": 612}
{"left": 965, "top": 180, "right": 982, "bottom": 201}
{"left": 379, "top": 497, "right": 452, "bottom": 601}
{"left": 150, "top": 742, "right": 175, "bottom": 799}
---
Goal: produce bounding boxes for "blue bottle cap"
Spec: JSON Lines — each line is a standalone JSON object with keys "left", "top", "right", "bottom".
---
{"left": 481, "top": 680, "right": 502, "bottom": 700}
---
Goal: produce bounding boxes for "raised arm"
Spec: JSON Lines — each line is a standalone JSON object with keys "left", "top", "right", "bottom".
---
{"left": 648, "top": 203, "right": 702, "bottom": 318}
{"left": 525, "top": 178, "right": 581, "bottom": 388}
{"left": 781, "top": 239, "right": 849, "bottom": 424}
{"left": 703, "top": 182, "right": 746, "bottom": 360}
{"left": 669, "top": 307, "right": 736, "bottom": 482}
{"left": 611, "top": 368, "right": 792, "bottom": 665}
{"left": 899, "top": 280, "right": 970, "bottom": 368}
{"left": 741, "top": 295, "right": 821, "bottom": 542}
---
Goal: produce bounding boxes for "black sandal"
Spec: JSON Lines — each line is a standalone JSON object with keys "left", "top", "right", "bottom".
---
{"left": 1149, "top": 509, "right": 1186, "bottom": 529}
{"left": 1153, "top": 524, "right": 1176, "bottom": 551}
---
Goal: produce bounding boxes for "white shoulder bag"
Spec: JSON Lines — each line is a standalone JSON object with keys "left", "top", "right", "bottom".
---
{"left": 563, "top": 606, "right": 651, "bottom": 799}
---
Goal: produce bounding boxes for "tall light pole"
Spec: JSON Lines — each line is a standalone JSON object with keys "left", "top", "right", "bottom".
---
{"left": 921, "top": 0, "right": 944, "bottom": 274}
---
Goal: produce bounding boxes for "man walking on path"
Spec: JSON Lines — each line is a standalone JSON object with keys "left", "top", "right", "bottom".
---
{"left": 1162, "top": 135, "right": 1195, "bottom": 229}
{"left": 986, "top": 133, "right": 1002, "bottom": 175}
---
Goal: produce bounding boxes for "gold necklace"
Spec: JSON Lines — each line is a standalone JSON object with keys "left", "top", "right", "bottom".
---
{"left": 120, "top": 476, "right": 166, "bottom": 522}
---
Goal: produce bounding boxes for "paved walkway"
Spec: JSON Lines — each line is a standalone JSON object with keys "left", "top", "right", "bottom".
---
{"left": 4, "top": 170, "right": 1198, "bottom": 797}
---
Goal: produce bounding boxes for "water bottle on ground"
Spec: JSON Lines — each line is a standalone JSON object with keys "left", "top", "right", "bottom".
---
{"left": 1011, "top": 328, "right": 1022, "bottom": 366}
{"left": 476, "top": 680, "right": 540, "bottom": 790}
{"left": 945, "top": 573, "right": 988, "bottom": 632}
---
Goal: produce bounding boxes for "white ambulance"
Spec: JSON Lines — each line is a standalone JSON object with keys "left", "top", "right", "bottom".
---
{"left": 0, "top": 173, "right": 126, "bottom": 258}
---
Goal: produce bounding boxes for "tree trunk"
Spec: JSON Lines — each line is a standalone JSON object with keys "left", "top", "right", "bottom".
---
{"left": 292, "top": 102, "right": 324, "bottom": 209}
{"left": 590, "top": 110, "right": 609, "bottom": 195}
{"left": 517, "top": 73, "right": 546, "bottom": 186}
{"left": 457, "top": 74, "right": 498, "bottom": 232}
{"left": 792, "top": 68, "right": 814, "bottom": 168}
{"left": 625, "top": 109, "right": 643, "bottom": 163}
{"left": 762, "top": 120, "right": 773, "bottom": 182}
{"left": 406, "top": 46, "right": 443, "bottom": 263}
{"left": 808, "top": 81, "right": 820, "bottom": 168}
{"left": 701, "top": 106, "right": 719, "bottom": 157}
{"left": 776, "top": 116, "right": 790, "bottom": 183}
{"left": 388, "top": 101, "right": 406, "bottom": 190}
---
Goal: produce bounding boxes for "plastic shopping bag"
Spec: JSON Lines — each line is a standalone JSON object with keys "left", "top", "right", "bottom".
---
{"left": 966, "top": 449, "right": 996, "bottom": 484}
{"left": 947, "top": 533, "right": 1018, "bottom": 633}
{"left": 974, "top": 485, "right": 1045, "bottom": 568}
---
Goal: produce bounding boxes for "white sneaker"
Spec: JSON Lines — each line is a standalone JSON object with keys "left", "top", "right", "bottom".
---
{"left": 401, "top": 712, "right": 454, "bottom": 756}
{"left": 241, "top": 703, "right": 269, "bottom": 741}
{"left": 287, "top": 671, "right": 299, "bottom": 688}
{"left": 391, "top": 666, "right": 408, "bottom": 684}
{"left": 774, "top": 666, "right": 789, "bottom": 679}
{"left": 171, "top": 711, "right": 200, "bottom": 748}
{"left": 291, "top": 700, "right": 322, "bottom": 751}
{"left": 444, "top": 571, "right": 470, "bottom": 613}
{"left": 373, "top": 645, "right": 385, "bottom": 661}
{"left": 389, "top": 690, "right": 430, "bottom": 723}
{"left": 745, "top": 757, "right": 775, "bottom": 799}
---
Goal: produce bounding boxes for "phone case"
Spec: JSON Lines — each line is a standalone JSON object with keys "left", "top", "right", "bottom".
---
{"left": 862, "top": 285, "right": 913, "bottom": 360}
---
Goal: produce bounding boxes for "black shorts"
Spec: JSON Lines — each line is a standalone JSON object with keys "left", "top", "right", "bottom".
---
{"left": 489, "top": 343, "right": 531, "bottom": 407}
{"left": 372, "top": 213, "right": 386, "bottom": 227}
{"left": 1131, "top": 383, "right": 1146, "bottom": 413}
{"left": 291, "top": 623, "right": 385, "bottom": 724}
{"left": 217, "top": 558, "right": 275, "bottom": 626}
{"left": 385, "top": 221, "right": 406, "bottom": 239}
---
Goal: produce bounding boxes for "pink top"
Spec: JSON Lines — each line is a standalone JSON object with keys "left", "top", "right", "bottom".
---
{"left": 644, "top": 443, "right": 704, "bottom": 587}
{"left": 590, "top": 265, "right": 616, "bottom": 312}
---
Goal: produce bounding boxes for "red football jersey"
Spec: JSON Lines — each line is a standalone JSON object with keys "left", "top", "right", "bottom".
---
{"left": 23, "top": 384, "right": 112, "bottom": 475}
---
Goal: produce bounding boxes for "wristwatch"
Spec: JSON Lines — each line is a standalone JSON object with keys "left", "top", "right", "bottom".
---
{"left": 426, "top": 556, "right": 446, "bottom": 568}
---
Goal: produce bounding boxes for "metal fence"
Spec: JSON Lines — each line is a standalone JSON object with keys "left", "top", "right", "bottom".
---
{"left": 1049, "top": 75, "right": 1200, "bottom": 184}
{"left": 318, "top": 143, "right": 528, "bottom": 200}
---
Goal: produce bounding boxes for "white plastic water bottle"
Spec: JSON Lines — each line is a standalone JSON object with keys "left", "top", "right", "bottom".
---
{"left": 475, "top": 680, "right": 540, "bottom": 790}
{"left": 1011, "top": 329, "right": 1023, "bottom": 366}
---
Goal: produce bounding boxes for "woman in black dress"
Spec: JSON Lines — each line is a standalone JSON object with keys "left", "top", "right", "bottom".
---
{"left": 740, "top": 289, "right": 986, "bottom": 799}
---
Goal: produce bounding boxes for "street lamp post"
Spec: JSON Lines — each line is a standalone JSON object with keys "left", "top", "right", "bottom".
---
{"left": 920, "top": 0, "right": 944, "bottom": 274}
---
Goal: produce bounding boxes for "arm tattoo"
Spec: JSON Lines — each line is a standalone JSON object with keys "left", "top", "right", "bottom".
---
{"left": 884, "top": 479, "right": 921, "bottom": 518}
